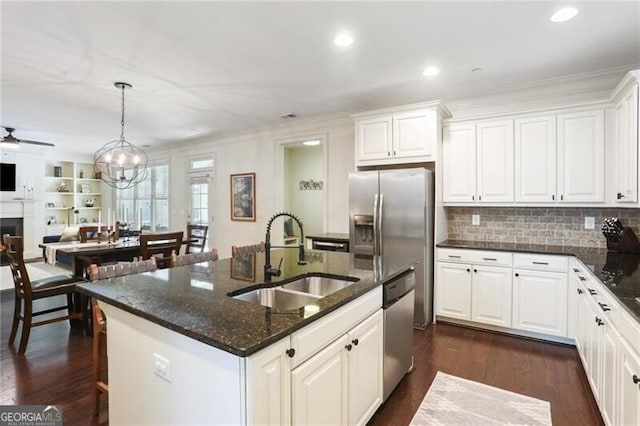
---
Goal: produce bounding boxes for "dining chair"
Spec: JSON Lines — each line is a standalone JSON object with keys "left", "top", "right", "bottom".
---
{"left": 172, "top": 248, "right": 219, "bottom": 267}
{"left": 79, "top": 225, "right": 100, "bottom": 243}
{"left": 3, "top": 234, "right": 85, "bottom": 355}
{"left": 139, "top": 231, "right": 183, "bottom": 268}
{"left": 231, "top": 242, "right": 266, "bottom": 256}
{"left": 186, "top": 223, "right": 208, "bottom": 254}
{"left": 87, "top": 257, "right": 158, "bottom": 415}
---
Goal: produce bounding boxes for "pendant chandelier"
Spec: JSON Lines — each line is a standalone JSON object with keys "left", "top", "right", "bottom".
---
{"left": 94, "top": 82, "right": 148, "bottom": 190}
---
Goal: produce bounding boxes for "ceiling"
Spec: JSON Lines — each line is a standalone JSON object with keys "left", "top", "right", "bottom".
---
{"left": 2, "top": 1, "right": 639, "bottom": 156}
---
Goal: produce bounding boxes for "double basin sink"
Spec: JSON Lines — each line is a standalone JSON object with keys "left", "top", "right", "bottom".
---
{"left": 231, "top": 275, "right": 359, "bottom": 310}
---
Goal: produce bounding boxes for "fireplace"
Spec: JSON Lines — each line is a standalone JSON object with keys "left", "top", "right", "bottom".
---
{"left": 0, "top": 217, "right": 23, "bottom": 266}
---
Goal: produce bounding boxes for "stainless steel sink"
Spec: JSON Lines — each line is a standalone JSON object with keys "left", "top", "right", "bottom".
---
{"left": 281, "top": 276, "right": 358, "bottom": 297}
{"left": 232, "top": 287, "right": 320, "bottom": 310}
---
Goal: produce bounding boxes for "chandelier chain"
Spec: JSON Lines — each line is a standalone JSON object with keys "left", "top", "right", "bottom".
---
{"left": 120, "top": 85, "right": 126, "bottom": 142}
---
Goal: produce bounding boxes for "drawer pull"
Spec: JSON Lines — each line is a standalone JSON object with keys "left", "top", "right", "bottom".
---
{"left": 598, "top": 303, "right": 611, "bottom": 312}
{"left": 345, "top": 343, "right": 353, "bottom": 351}
{"left": 482, "top": 257, "right": 497, "bottom": 261}
{"left": 448, "top": 255, "right": 461, "bottom": 258}
{"left": 352, "top": 338, "right": 359, "bottom": 346}
{"left": 572, "top": 268, "right": 580, "bottom": 273}
{"left": 588, "top": 288, "right": 597, "bottom": 296}
{"left": 532, "top": 261, "right": 549, "bottom": 265}
{"left": 466, "top": 268, "right": 470, "bottom": 272}
{"left": 577, "top": 288, "right": 584, "bottom": 294}
{"left": 595, "top": 317, "right": 604, "bottom": 326}
{"left": 633, "top": 375, "right": 640, "bottom": 384}
{"left": 514, "top": 273, "right": 519, "bottom": 277}
{"left": 286, "top": 348, "right": 296, "bottom": 358}
{"left": 578, "top": 276, "right": 586, "bottom": 281}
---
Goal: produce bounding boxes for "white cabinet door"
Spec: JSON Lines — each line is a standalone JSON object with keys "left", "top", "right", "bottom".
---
{"left": 292, "top": 335, "right": 348, "bottom": 426}
{"left": 575, "top": 282, "right": 590, "bottom": 365}
{"left": 471, "top": 265, "right": 512, "bottom": 327}
{"left": 600, "top": 317, "right": 619, "bottom": 426}
{"left": 436, "top": 262, "right": 472, "bottom": 320}
{"left": 246, "top": 337, "right": 292, "bottom": 425}
{"left": 347, "top": 310, "right": 383, "bottom": 426}
{"left": 619, "top": 338, "right": 640, "bottom": 426}
{"left": 515, "top": 115, "right": 557, "bottom": 203}
{"left": 557, "top": 110, "right": 605, "bottom": 203}
{"left": 356, "top": 116, "right": 393, "bottom": 163}
{"left": 443, "top": 124, "right": 477, "bottom": 203}
{"left": 512, "top": 269, "right": 568, "bottom": 336}
{"left": 392, "top": 109, "right": 436, "bottom": 160}
{"left": 476, "top": 119, "right": 514, "bottom": 202}
{"left": 614, "top": 83, "right": 639, "bottom": 203}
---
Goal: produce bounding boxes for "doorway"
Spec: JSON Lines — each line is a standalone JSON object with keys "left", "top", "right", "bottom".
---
{"left": 279, "top": 135, "right": 327, "bottom": 241}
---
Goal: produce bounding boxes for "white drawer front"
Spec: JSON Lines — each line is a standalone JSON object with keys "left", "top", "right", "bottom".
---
{"left": 437, "top": 248, "right": 475, "bottom": 263}
{"left": 513, "top": 253, "right": 568, "bottom": 272}
{"left": 468, "top": 250, "right": 513, "bottom": 267}
{"left": 290, "top": 286, "right": 382, "bottom": 369}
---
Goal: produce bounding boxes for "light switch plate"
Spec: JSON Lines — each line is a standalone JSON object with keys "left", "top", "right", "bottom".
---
{"left": 585, "top": 216, "right": 595, "bottom": 230}
{"left": 153, "top": 353, "right": 172, "bottom": 383}
{"left": 472, "top": 214, "right": 480, "bottom": 226}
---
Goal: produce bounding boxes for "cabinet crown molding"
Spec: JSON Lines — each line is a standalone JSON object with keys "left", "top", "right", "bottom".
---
{"left": 609, "top": 69, "right": 640, "bottom": 102}
{"left": 350, "top": 100, "right": 451, "bottom": 120}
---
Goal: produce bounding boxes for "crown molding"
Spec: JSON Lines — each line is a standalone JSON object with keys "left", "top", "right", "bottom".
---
{"left": 609, "top": 69, "right": 640, "bottom": 102}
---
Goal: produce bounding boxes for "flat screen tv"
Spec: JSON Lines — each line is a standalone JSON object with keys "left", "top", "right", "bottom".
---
{"left": 0, "top": 163, "right": 16, "bottom": 191}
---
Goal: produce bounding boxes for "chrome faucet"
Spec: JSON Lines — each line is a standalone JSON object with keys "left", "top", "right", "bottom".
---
{"left": 264, "top": 212, "right": 306, "bottom": 281}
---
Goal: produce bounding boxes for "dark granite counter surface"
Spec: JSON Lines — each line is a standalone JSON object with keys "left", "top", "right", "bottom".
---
{"left": 437, "top": 239, "right": 640, "bottom": 323}
{"left": 77, "top": 249, "right": 412, "bottom": 357}
{"left": 305, "top": 233, "right": 350, "bottom": 243}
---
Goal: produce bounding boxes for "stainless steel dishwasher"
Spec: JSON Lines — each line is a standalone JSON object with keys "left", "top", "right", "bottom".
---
{"left": 383, "top": 269, "right": 416, "bottom": 401}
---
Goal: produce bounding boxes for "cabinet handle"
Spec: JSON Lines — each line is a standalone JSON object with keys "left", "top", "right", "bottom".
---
{"left": 578, "top": 276, "right": 586, "bottom": 281}
{"left": 473, "top": 269, "right": 477, "bottom": 273}
{"left": 633, "top": 375, "right": 640, "bottom": 384}
{"left": 482, "top": 257, "right": 497, "bottom": 261}
{"left": 532, "top": 261, "right": 549, "bottom": 265}
{"left": 285, "top": 348, "right": 296, "bottom": 358}
{"left": 577, "top": 288, "right": 584, "bottom": 294}
{"left": 448, "top": 255, "right": 461, "bottom": 258}
{"left": 595, "top": 316, "right": 604, "bottom": 326}
{"left": 472, "top": 195, "right": 475, "bottom": 201}
{"left": 572, "top": 268, "right": 580, "bottom": 273}
{"left": 552, "top": 194, "right": 555, "bottom": 201}
{"left": 618, "top": 192, "right": 625, "bottom": 200}
{"left": 393, "top": 150, "right": 396, "bottom": 156}
{"left": 588, "top": 288, "right": 597, "bottom": 296}
{"left": 598, "top": 302, "right": 611, "bottom": 312}
{"left": 478, "top": 195, "right": 482, "bottom": 201}
{"left": 387, "top": 152, "right": 391, "bottom": 157}
{"left": 466, "top": 268, "right": 471, "bottom": 272}
{"left": 514, "top": 273, "right": 519, "bottom": 277}
{"left": 345, "top": 344, "right": 353, "bottom": 351}
{"left": 352, "top": 338, "right": 359, "bottom": 346}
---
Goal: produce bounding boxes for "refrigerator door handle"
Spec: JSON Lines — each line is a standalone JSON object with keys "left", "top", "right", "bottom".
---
{"left": 378, "top": 193, "right": 384, "bottom": 256}
{"left": 373, "top": 194, "right": 379, "bottom": 255}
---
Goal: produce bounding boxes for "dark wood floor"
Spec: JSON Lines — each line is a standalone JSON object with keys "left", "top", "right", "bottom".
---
{"left": 1, "top": 289, "right": 602, "bottom": 426}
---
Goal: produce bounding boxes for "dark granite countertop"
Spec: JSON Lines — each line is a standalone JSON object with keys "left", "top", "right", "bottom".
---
{"left": 77, "top": 249, "right": 412, "bottom": 357}
{"left": 437, "top": 239, "right": 640, "bottom": 323}
{"left": 305, "top": 233, "right": 350, "bottom": 243}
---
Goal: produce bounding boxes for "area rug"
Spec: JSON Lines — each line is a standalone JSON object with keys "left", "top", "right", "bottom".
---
{"left": 410, "top": 371, "right": 552, "bottom": 426}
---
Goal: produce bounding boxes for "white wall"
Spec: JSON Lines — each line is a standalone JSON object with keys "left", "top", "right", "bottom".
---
{"left": 148, "top": 115, "right": 354, "bottom": 258}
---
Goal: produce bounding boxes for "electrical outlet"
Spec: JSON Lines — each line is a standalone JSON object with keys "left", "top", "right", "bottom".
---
{"left": 472, "top": 214, "right": 480, "bottom": 226}
{"left": 153, "top": 353, "right": 172, "bottom": 383}
{"left": 584, "top": 216, "right": 595, "bottom": 230}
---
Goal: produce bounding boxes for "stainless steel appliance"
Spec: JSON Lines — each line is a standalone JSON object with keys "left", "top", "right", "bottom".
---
{"left": 349, "top": 168, "right": 434, "bottom": 329}
{"left": 311, "top": 240, "right": 349, "bottom": 252}
{"left": 383, "top": 269, "right": 415, "bottom": 401}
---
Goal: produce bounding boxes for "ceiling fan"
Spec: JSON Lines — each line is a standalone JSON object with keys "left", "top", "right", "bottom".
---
{"left": 1, "top": 127, "right": 55, "bottom": 148}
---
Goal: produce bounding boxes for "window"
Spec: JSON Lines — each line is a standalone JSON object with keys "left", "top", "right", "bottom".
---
{"left": 187, "top": 155, "right": 214, "bottom": 229}
{"left": 117, "top": 162, "right": 170, "bottom": 231}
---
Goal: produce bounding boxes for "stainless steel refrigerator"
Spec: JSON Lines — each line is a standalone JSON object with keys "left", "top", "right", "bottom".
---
{"left": 349, "top": 168, "right": 434, "bottom": 329}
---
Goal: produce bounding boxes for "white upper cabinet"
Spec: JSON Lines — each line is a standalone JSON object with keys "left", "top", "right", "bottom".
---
{"left": 613, "top": 78, "right": 639, "bottom": 204}
{"left": 476, "top": 119, "right": 514, "bottom": 202}
{"left": 353, "top": 102, "right": 450, "bottom": 167}
{"left": 442, "top": 123, "right": 477, "bottom": 203}
{"left": 515, "top": 115, "right": 557, "bottom": 203}
{"left": 557, "top": 109, "right": 605, "bottom": 203}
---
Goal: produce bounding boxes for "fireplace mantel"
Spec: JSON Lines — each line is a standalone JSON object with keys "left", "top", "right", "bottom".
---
{"left": 0, "top": 200, "right": 39, "bottom": 270}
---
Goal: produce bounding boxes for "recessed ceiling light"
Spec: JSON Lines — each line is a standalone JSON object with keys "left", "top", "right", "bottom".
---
{"left": 280, "top": 113, "right": 297, "bottom": 119}
{"left": 334, "top": 32, "right": 354, "bottom": 47}
{"left": 303, "top": 140, "right": 321, "bottom": 146}
{"left": 422, "top": 67, "right": 440, "bottom": 77}
{"left": 472, "top": 67, "right": 483, "bottom": 73}
{"left": 550, "top": 7, "right": 578, "bottom": 22}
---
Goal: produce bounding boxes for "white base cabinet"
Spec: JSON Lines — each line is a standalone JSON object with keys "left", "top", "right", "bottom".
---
{"left": 619, "top": 338, "right": 640, "bottom": 425}
{"left": 436, "top": 262, "right": 472, "bottom": 320}
{"left": 471, "top": 265, "right": 512, "bottom": 327}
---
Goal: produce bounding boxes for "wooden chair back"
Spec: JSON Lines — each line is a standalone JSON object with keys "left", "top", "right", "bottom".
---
{"left": 3, "top": 234, "right": 84, "bottom": 355}
{"left": 186, "top": 224, "right": 208, "bottom": 254}
{"left": 231, "top": 242, "right": 266, "bottom": 257}
{"left": 172, "top": 248, "right": 219, "bottom": 267}
{"left": 88, "top": 258, "right": 158, "bottom": 281}
{"left": 79, "top": 225, "right": 100, "bottom": 243}
{"left": 139, "top": 231, "right": 183, "bottom": 268}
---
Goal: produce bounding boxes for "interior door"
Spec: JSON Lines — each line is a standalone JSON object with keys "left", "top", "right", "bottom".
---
{"left": 188, "top": 173, "right": 213, "bottom": 249}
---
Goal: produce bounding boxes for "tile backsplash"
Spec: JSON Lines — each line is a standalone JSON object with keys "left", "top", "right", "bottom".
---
{"left": 446, "top": 207, "right": 640, "bottom": 248}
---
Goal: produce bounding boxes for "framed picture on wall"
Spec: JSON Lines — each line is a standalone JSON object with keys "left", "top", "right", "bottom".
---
{"left": 230, "top": 253, "right": 256, "bottom": 282}
{"left": 230, "top": 172, "right": 256, "bottom": 221}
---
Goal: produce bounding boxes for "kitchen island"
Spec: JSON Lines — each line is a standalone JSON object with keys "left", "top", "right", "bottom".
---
{"left": 77, "top": 249, "right": 413, "bottom": 425}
